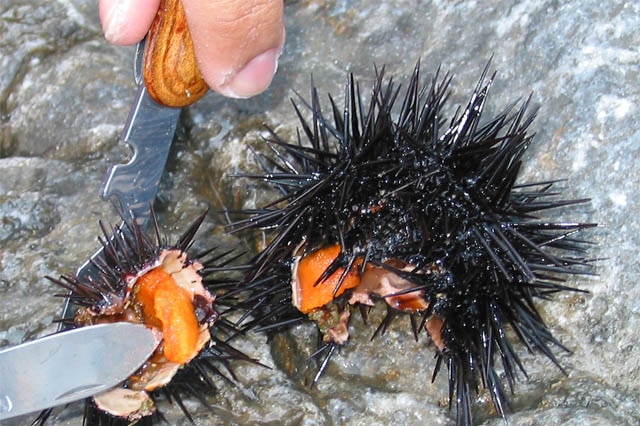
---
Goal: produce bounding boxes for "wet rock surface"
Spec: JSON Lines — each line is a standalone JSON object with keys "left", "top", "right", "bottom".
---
{"left": 1, "top": 1, "right": 639, "bottom": 425}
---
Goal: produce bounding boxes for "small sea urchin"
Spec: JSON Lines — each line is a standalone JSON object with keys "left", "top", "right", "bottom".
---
{"left": 36, "top": 209, "right": 249, "bottom": 426}
{"left": 229, "top": 63, "right": 596, "bottom": 425}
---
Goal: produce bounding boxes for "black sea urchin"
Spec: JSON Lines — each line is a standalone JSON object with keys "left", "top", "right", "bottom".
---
{"left": 35, "top": 209, "right": 250, "bottom": 426}
{"left": 228, "top": 63, "right": 596, "bottom": 425}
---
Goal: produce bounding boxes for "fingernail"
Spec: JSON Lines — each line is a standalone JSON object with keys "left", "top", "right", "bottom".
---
{"left": 102, "top": 1, "right": 127, "bottom": 43}
{"left": 219, "top": 48, "right": 281, "bottom": 99}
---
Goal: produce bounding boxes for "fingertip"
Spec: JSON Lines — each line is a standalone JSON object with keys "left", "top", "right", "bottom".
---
{"left": 215, "top": 46, "right": 282, "bottom": 99}
{"left": 183, "top": 0, "right": 285, "bottom": 98}
{"left": 99, "top": 0, "right": 161, "bottom": 45}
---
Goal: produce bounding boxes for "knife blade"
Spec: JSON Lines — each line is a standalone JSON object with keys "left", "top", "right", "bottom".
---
{"left": 0, "top": 323, "right": 156, "bottom": 420}
{"left": 100, "top": 81, "right": 181, "bottom": 226}
{"left": 73, "top": 79, "right": 181, "bottom": 285}
{"left": 76, "top": 0, "right": 206, "bottom": 284}
{"left": 75, "top": 42, "right": 181, "bottom": 285}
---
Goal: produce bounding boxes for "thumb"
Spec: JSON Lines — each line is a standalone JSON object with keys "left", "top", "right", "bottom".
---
{"left": 99, "top": 0, "right": 285, "bottom": 99}
{"left": 181, "top": 0, "right": 285, "bottom": 98}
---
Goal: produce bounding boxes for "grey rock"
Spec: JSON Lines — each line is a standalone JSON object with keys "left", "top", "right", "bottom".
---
{"left": 1, "top": 0, "right": 638, "bottom": 425}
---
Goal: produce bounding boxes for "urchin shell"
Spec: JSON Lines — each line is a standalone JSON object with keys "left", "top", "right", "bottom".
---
{"left": 37, "top": 209, "right": 249, "bottom": 426}
{"left": 229, "top": 63, "right": 596, "bottom": 425}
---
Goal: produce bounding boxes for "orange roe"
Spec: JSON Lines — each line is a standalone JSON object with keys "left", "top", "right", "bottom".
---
{"left": 294, "top": 244, "right": 362, "bottom": 314}
{"left": 135, "top": 267, "right": 199, "bottom": 364}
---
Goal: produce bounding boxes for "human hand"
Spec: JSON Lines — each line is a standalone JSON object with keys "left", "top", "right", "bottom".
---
{"left": 98, "top": 0, "right": 285, "bottom": 99}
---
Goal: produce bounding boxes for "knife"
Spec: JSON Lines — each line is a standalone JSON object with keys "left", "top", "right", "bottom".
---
{"left": 76, "top": 0, "right": 208, "bottom": 286}
{"left": 0, "top": 323, "right": 156, "bottom": 420}
{"left": 2, "top": 0, "right": 208, "bottom": 418}
{"left": 0, "top": 1, "right": 209, "bottom": 420}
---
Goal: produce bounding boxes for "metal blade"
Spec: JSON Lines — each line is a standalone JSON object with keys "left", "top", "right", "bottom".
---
{"left": 101, "top": 83, "right": 181, "bottom": 224}
{"left": 0, "top": 323, "right": 156, "bottom": 420}
{"left": 75, "top": 83, "right": 180, "bottom": 284}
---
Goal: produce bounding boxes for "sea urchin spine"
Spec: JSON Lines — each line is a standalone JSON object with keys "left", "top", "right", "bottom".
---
{"left": 37, "top": 209, "right": 249, "bottom": 426}
{"left": 229, "top": 62, "right": 596, "bottom": 425}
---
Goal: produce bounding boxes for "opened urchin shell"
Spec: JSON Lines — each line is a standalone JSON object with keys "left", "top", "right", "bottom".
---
{"left": 35, "top": 209, "right": 251, "bottom": 426}
{"left": 229, "top": 63, "right": 596, "bottom": 425}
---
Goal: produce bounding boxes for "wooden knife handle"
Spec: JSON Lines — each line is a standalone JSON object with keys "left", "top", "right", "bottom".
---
{"left": 143, "top": 0, "right": 208, "bottom": 107}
